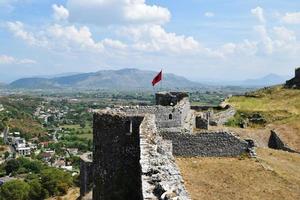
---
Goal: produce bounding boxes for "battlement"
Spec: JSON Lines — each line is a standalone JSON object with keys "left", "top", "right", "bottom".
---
{"left": 155, "top": 91, "right": 189, "bottom": 106}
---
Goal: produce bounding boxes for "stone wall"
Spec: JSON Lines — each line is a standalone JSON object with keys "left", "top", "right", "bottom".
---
{"left": 286, "top": 68, "right": 300, "bottom": 88}
{"left": 140, "top": 114, "right": 190, "bottom": 200}
{"left": 80, "top": 153, "right": 93, "bottom": 198}
{"left": 160, "top": 131, "right": 249, "bottom": 157}
{"left": 155, "top": 92, "right": 189, "bottom": 106}
{"left": 93, "top": 111, "right": 144, "bottom": 200}
{"left": 210, "top": 106, "right": 236, "bottom": 126}
{"left": 118, "top": 97, "right": 190, "bottom": 129}
{"left": 91, "top": 110, "right": 190, "bottom": 200}
{"left": 268, "top": 130, "right": 299, "bottom": 153}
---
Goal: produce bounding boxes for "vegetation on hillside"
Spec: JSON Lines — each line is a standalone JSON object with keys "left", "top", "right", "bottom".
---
{"left": 226, "top": 85, "right": 300, "bottom": 127}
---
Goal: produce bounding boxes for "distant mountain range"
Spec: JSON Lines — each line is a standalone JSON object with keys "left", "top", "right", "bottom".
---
{"left": 224, "top": 74, "right": 290, "bottom": 87}
{"left": 9, "top": 68, "right": 202, "bottom": 90}
{"left": 6, "top": 69, "right": 291, "bottom": 90}
{"left": 203, "top": 73, "right": 291, "bottom": 87}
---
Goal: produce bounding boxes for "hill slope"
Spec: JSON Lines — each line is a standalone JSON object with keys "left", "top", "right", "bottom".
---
{"left": 9, "top": 68, "right": 202, "bottom": 90}
{"left": 227, "top": 85, "right": 300, "bottom": 151}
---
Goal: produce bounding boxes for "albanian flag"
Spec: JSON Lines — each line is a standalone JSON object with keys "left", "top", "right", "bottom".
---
{"left": 152, "top": 70, "right": 162, "bottom": 86}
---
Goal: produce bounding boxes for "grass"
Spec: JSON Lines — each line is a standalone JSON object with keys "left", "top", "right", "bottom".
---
{"left": 176, "top": 148, "right": 300, "bottom": 200}
{"left": 60, "top": 123, "right": 93, "bottom": 140}
{"left": 228, "top": 86, "right": 300, "bottom": 115}
{"left": 226, "top": 85, "right": 300, "bottom": 150}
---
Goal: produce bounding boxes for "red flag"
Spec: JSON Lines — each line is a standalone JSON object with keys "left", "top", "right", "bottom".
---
{"left": 152, "top": 70, "right": 162, "bottom": 86}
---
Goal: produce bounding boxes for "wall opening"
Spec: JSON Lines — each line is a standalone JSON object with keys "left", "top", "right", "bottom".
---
{"left": 169, "top": 114, "right": 173, "bottom": 120}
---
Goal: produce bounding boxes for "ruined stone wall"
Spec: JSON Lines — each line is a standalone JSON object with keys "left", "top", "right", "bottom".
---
{"left": 140, "top": 114, "right": 190, "bottom": 200}
{"left": 286, "top": 68, "right": 300, "bottom": 88}
{"left": 80, "top": 153, "right": 93, "bottom": 198}
{"left": 91, "top": 110, "right": 190, "bottom": 200}
{"left": 155, "top": 92, "right": 189, "bottom": 106}
{"left": 93, "top": 111, "right": 144, "bottom": 200}
{"left": 210, "top": 106, "right": 236, "bottom": 126}
{"left": 160, "top": 131, "right": 249, "bottom": 157}
{"left": 119, "top": 102, "right": 189, "bottom": 129}
{"left": 268, "top": 130, "right": 299, "bottom": 153}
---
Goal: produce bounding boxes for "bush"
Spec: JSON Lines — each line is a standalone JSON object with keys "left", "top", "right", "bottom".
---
{"left": 5, "top": 159, "right": 20, "bottom": 175}
{"left": 28, "top": 179, "right": 46, "bottom": 200}
{"left": 40, "top": 168, "right": 73, "bottom": 196}
{"left": 0, "top": 180, "right": 30, "bottom": 200}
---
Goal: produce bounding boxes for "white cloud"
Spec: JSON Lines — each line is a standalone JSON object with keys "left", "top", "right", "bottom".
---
{"left": 120, "top": 25, "right": 200, "bottom": 54}
{"left": 0, "top": 55, "right": 15, "bottom": 64}
{"left": 204, "top": 12, "right": 215, "bottom": 18}
{"left": 18, "top": 59, "right": 37, "bottom": 64}
{"left": 273, "top": 26, "right": 296, "bottom": 42}
{"left": 52, "top": 4, "right": 69, "bottom": 21}
{"left": 66, "top": 0, "right": 170, "bottom": 25}
{"left": 251, "top": 6, "right": 265, "bottom": 23}
{"left": 6, "top": 21, "right": 48, "bottom": 47}
{"left": 254, "top": 25, "right": 273, "bottom": 54}
{"left": 282, "top": 12, "right": 300, "bottom": 24}
{"left": 0, "top": 54, "right": 37, "bottom": 65}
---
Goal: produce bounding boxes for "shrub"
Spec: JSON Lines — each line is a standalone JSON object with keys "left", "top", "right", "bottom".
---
{"left": 0, "top": 180, "right": 30, "bottom": 200}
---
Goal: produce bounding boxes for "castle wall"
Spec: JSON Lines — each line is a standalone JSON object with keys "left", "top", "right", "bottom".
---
{"left": 140, "top": 114, "right": 190, "bottom": 200}
{"left": 160, "top": 131, "right": 249, "bottom": 157}
{"left": 209, "top": 106, "right": 236, "bottom": 126}
{"left": 80, "top": 153, "right": 93, "bottom": 198}
{"left": 93, "top": 111, "right": 144, "bottom": 200}
{"left": 120, "top": 101, "right": 189, "bottom": 129}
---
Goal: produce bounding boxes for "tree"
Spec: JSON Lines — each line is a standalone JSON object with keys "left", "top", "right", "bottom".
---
{"left": 4, "top": 151, "right": 10, "bottom": 159}
{"left": 5, "top": 159, "right": 19, "bottom": 175}
{"left": 40, "top": 168, "right": 73, "bottom": 196}
{"left": 28, "top": 179, "right": 46, "bottom": 200}
{"left": 79, "top": 122, "right": 86, "bottom": 129}
{"left": 0, "top": 180, "right": 30, "bottom": 200}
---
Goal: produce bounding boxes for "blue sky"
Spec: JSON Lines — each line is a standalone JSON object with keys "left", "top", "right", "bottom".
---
{"left": 0, "top": 0, "right": 300, "bottom": 83}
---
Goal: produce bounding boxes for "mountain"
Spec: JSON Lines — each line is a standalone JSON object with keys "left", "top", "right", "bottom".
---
{"left": 239, "top": 74, "right": 290, "bottom": 86}
{"left": 9, "top": 68, "right": 202, "bottom": 90}
{"left": 210, "top": 74, "right": 291, "bottom": 87}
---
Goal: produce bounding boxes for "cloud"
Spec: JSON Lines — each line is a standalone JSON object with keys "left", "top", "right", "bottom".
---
{"left": 254, "top": 25, "right": 273, "bottom": 54}
{"left": 52, "top": 4, "right": 69, "bottom": 21}
{"left": 281, "top": 12, "right": 300, "bottom": 24}
{"left": 66, "top": 0, "right": 170, "bottom": 25}
{"left": 0, "top": 55, "right": 15, "bottom": 64}
{"left": 0, "top": 54, "right": 37, "bottom": 65}
{"left": 119, "top": 25, "right": 200, "bottom": 54}
{"left": 204, "top": 12, "right": 215, "bottom": 18}
{"left": 273, "top": 26, "right": 296, "bottom": 42}
{"left": 6, "top": 21, "right": 48, "bottom": 47}
{"left": 251, "top": 6, "right": 265, "bottom": 23}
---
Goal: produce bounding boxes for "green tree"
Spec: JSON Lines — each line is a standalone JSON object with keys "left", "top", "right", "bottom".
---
{"left": 4, "top": 151, "right": 10, "bottom": 159}
{"left": 40, "top": 168, "right": 73, "bottom": 196}
{"left": 0, "top": 180, "right": 30, "bottom": 200}
{"left": 5, "top": 159, "right": 20, "bottom": 175}
{"left": 28, "top": 179, "right": 45, "bottom": 200}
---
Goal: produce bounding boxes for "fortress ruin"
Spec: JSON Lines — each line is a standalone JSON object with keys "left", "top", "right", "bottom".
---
{"left": 80, "top": 92, "right": 253, "bottom": 200}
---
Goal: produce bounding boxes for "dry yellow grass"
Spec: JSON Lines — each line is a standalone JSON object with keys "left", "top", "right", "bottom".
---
{"left": 46, "top": 187, "right": 80, "bottom": 200}
{"left": 176, "top": 148, "right": 300, "bottom": 200}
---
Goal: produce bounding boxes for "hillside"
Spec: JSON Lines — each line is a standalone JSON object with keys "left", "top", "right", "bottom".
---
{"left": 226, "top": 85, "right": 300, "bottom": 151}
{"left": 9, "top": 68, "right": 202, "bottom": 90}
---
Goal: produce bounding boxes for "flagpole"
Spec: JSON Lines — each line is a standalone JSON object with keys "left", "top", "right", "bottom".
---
{"left": 160, "top": 69, "right": 163, "bottom": 92}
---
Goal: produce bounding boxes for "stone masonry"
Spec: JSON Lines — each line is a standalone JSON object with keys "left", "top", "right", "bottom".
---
{"left": 286, "top": 68, "right": 300, "bottom": 89}
{"left": 160, "top": 131, "right": 249, "bottom": 157}
{"left": 80, "top": 92, "right": 252, "bottom": 199}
